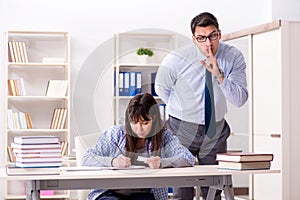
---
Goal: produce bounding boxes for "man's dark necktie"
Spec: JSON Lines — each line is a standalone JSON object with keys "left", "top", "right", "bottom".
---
{"left": 205, "top": 69, "right": 216, "bottom": 138}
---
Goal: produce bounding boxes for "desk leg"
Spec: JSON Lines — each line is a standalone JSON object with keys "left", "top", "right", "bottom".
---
{"left": 206, "top": 175, "right": 234, "bottom": 200}
{"left": 207, "top": 187, "right": 217, "bottom": 200}
{"left": 25, "top": 180, "right": 41, "bottom": 200}
{"left": 223, "top": 185, "right": 234, "bottom": 200}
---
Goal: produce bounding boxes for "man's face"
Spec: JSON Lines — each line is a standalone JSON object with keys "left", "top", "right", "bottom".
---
{"left": 192, "top": 25, "right": 221, "bottom": 57}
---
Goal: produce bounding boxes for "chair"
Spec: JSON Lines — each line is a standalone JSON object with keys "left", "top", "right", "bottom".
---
{"left": 74, "top": 132, "right": 102, "bottom": 200}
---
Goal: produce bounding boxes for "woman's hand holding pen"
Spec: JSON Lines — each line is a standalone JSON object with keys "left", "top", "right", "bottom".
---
{"left": 145, "top": 156, "right": 161, "bottom": 169}
{"left": 112, "top": 154, "right": 131, "bottom": 167}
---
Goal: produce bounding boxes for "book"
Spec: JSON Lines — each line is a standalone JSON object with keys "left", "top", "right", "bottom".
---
{"left": 7, "top": 146, "right": 15, "bottom": 162}
{"left": 13, "top": 148, "right": 62, "bottom": 154}
{"left": 15, "top": 153, "right": 62, "bottom": 158}
{"left": 50, "top": 108, "right": 60, "bottom": 129}
{"left": 14, "top": 161, "right": 62, "bottom": 168}
{"left": 21, "top": 41, "right": 28, "bottom": 63}
{"left": 216, "top": 152, "right": 274, "bottom": 162}
{"left": 25, "top": 112, "right": 33, "bottom": 129}
{"left": 14, "top": 136, "right": 59, "bottom": 144}
{"left": 60, "top": 141, "right": 68, "bottom": 156}
{"left": 11, "top": 142, "right": 61, "bottom": 149}
{"left": 15, "top": 157, "right": 62, "bottom": 163}
{"left": 6, "top": 164, "right": 60, "bottom": 175}
{"left": 8, "top": 41, "right": 16, "bottom": 62}
{"left": 45, "top": 80, "right": 68, "bottom": 97}
{"left": 218, "top": 161, "right": 271, "bottom": 170}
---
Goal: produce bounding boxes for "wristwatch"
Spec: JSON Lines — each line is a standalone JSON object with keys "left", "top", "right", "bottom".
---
{"left": 215, "top": 69, "right": 224, "bottom": 80}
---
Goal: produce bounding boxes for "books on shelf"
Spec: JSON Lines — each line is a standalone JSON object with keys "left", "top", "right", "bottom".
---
{"left": 14, "top": 136, "right": 59, "bottom": 144}
{"left": 216, "top": 152, "right": 274, "bottom": 162}
{"left": 218, "top": 161, "right": 271, "bottom": 170}
{"left": 8, "top": 41, "right": 28, "bottom": 63}
{"left": 50, "top": 108, "right": 67, "bottom": 129}
{"left": 60, "top": 141, "right": 68, "bottom": 156}
{"left": 45, "top": 80, "right": 68, "bottom": 97}
{"left": 11, "top": 136, "right": 63, "bottom": 168}
{"left": 7, "top": 110, "right": 33, "bottom": 130}
{"left": 7, "top": 146, "right": 15, "bottom": 162}
{"left": 7, "top": 78, "right": 26, "bottom": 96}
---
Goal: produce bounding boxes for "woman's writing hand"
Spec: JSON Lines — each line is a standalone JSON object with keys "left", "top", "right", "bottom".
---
{"left": 112, "top": 154, "right": 131, "bottom": 167}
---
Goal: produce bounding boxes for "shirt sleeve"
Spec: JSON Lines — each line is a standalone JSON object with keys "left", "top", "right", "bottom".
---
{"left": 218, "top": 46, "right": 248, "bottom": 107}
{"left": 81, "top": 126, "right": 124, "bottom": 167}
{"left": 160, "top": 130, "right": 195, "bottom": 168}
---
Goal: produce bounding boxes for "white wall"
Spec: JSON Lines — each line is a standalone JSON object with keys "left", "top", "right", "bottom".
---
{"left": 0, "top": 0, "right": 299, "bottom": 198}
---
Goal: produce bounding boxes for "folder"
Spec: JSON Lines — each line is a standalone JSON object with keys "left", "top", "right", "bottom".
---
{"left": 119, "top": 72, "right": 124, "bottom": 96}
{"left": 151, "top": 72, "right": 158, "bottom": 96}
{"left": 123, "top": 72, "right": 130, "bottom": 96}
{"left": 129, "top": 72, "right": 136, "bottom": 96}
{"left": 135, "top": 72, "right": 142, "bottom": 95}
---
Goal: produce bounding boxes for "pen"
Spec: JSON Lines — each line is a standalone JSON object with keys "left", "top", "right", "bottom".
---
{"left": 114, "top": 142, "right": 125, "bottom": 155}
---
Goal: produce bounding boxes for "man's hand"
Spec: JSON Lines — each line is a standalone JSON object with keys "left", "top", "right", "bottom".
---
{"left": 200, "top": 46, "right": 224, "bottom": 83}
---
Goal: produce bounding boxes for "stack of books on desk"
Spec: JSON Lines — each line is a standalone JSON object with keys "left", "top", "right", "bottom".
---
{"left": 11, "top": 136, "right": 62, "bottom": 168}
{"left": 216, "top": 152, "right": 274, "bottom": 170}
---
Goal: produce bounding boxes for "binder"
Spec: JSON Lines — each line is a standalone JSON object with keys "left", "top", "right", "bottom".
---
{"left": 129, "top": 72, "right": 136, "bottom": 96}
{"left": 159, "top": 104, "right": 166, "bottom": 122}
{"left": 114, "top": 71, "right": 116, "bottom": 96}
{"left": 119, "top": 72, "right": 124, "bottom": 96}
{"left": 151, "top": 72, "right": 158, "bottom": 96}
{"left": 123, "top": 72, "right": 130, "bottom": 96}
{"left": 135, "top": 72, "right": 142, "bottom": 95}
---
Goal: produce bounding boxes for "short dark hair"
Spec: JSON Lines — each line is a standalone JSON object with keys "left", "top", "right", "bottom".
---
{"left": 190, "top": 12, "right": 219, "bottom": 35}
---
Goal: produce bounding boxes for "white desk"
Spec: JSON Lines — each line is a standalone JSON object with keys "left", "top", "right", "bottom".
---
{"left": 0, "top": 165, "right": 280, "bottom": 200}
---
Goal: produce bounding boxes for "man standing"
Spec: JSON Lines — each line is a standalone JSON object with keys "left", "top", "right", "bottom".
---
{"left": 155, "top": 12, "right": 248, "bottom": 200}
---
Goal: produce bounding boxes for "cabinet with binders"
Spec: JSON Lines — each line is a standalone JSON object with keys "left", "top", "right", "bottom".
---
{"left": 4, "top": 30, "right": 70, "bottom": 199}
{"left": 113, "top": 31, "right": 177, "bottom": 125}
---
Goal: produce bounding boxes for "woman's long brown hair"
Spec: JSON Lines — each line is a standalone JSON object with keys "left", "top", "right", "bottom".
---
{"left": 125, "top": 93, "right": 164, "bottom": 156}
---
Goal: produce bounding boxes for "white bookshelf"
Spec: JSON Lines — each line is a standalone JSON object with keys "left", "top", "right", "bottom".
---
{"left": 112, "top": 31, "right": 177, "bottom": 125}
{"left": 4, "top": 30, "right": 70, "bottom": 199}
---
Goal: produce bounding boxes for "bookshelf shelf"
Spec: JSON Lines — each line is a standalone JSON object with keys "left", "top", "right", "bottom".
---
{"left": 8, "top": 62, "right": 68, "bottom": 66}
{"left": 113, "top": 31, "right": 177, "bottom": 125}
{"left": 8, "top": 96, "right": 68, "bottom": 101}
{"left": 4, "top": 30, "right": 70, "bottom": 199}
